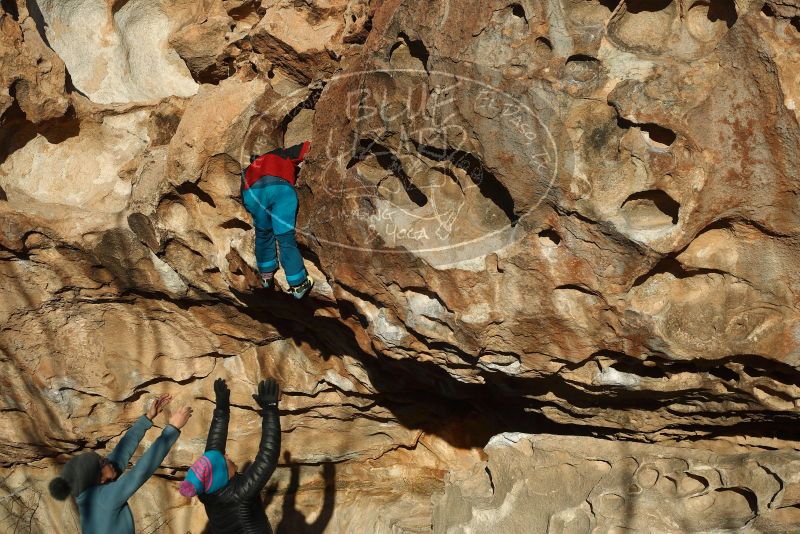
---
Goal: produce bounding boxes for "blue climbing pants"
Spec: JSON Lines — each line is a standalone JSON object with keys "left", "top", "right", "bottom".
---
{"left": 242, "top": 176, "right": 308, "bottom": 286}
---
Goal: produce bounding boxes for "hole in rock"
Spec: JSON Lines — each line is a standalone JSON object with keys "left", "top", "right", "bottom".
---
{"left": 389, "top": 32, "right": 430, "bottom": 71}
{"left": 567, "top": 53, "right": 599, "bottom": 63}
{"left": 348, "top": 139, "right": 428, "bottom": 208}
{"left": 228, "top": 0, "right": 260, "bottom": 21}
{"left": 555, "top": 284, "right": 597, "bottom": 296}
{"left": 0, "top": 184, "right": 6, "bottom": 201}
{"left": 485, "top": 466, "right": 496, "bottom": 493}
{"left": 510, "top": 3, "right": 527, "bottom": 20}
{"left": 694, "top": 218, "right": 735, "bottom": 240}
{"left": 111, "top": 0, "right": 130, "bottom": 14}
{"left": 742, "top": 365, "right": 771, "bottom": 379}
{"left": 641, "top": 123, "right": 676, "bottom": 146}
{"left": 599, "top": 0, "right": 622, "bottom": 11}
{"left": 704, "top": 0, "right": 738, "bottom": 28}
{"left": 631, "top": 256, "right": 687, "bottom": 286}
{"left": 1, "top": 0, "right": 18, "bottom": 20}
{"left": 176, "top": 181, "right": 216, "bottom": 208}
{"left": 686, "top": 0, "right": 738, "bottom": 40}
{"left": 610, "top": 359, "right": 667, "bottom": 379}
{"left": 616, "top": 114, "right": 676, "bottom": 148}
{"left": 760, "top": 3, "right": 776, "bottom": 17}
{"left": 220, "top": 218, "right": 252, "bottom": 231}
{"left": 195, "top": 55, "right": 239, "bottom": 86}
{"left": 708, "top": 366, "right": 738, "bottom": 382}
{"left": 0, "top": 96, "right": 81, "bottom": 165}
{"left": 621, "top": 189, "right": 680, "bottom": 227}
{"left": 565, "top": 54, "right": 601, "bottom": 82}
{"left": 401, "top": 33, "right": 429, "bottom": 67}
{"left": 606, "top": 0, "right": 677, "bottom": 55}
{"left": 616, "top": 114, "right": 634, "bottom": 129}
{"left": 630, "top": 255, "right": 737, "bottom": 289}
{"left": 741, "top": 359, "right": 800, "bottom": 387}
{"left": 792, "top": 16, "right": 800, "bottom": 31}
{"left": 607, "top": 354, "right": 748, "bottom": 388}
{"left": 41, "top": 111, "right": 81, "bottom": 145}
{"left": 538, "top": 228, "right": 561, "bottom": 246}
{"left": 411, "top": 141, "right": 517, "bottom": 224}
{"left": 626, "top": 0, "right": 674, "bottom": 14}
{"left": 535, "top": 36, "right": 553, "bottom": 52}
{"left": 610, "top": 354, "right": 743, "bottom": 383}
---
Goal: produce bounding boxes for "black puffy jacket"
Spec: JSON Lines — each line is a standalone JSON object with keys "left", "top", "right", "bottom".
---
{"left": 199, "top": 405, "right": 281, "bottom": 534}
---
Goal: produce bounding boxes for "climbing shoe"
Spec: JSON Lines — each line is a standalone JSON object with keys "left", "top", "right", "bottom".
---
{"left": 289, "top": 276, "right": 314, "bottom": 299}
{"left": 260, "top": 271, "right": 276, "bottom": 290}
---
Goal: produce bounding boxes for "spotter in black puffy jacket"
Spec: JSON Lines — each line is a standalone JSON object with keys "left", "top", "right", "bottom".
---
{"left": 200, "top": 379, "right": 281, "bottom": 534}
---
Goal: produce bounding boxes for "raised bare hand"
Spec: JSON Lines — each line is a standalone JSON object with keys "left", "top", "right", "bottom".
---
{"left": 168, "top": 406, "right": 193, "bottom": 429}
{"left": 146, "top": 393, "right": 173, "bottom": 421}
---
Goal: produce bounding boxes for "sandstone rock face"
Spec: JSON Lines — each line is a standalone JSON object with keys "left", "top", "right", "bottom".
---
{"left": 1, "top": 0, "right": 800, "bottom": 532}
{"left": 434, "top": 433, "right": 800, "bottom": 533}
{"left": 32, "top": 0, "right": 200, "bottom": 104}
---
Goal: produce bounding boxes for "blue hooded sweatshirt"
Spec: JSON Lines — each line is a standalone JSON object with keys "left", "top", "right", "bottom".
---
{"left": 75, "top": 416, "right": 180, "bottom": 534}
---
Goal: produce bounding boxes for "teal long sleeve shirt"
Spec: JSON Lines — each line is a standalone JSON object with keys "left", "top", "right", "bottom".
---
{"left": 75, "top": 415, "right": 180, "bottom": 534}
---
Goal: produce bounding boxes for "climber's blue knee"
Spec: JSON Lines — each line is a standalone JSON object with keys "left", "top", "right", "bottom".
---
{"left": 275, "top": 231, "right": 307, "bottom": 286}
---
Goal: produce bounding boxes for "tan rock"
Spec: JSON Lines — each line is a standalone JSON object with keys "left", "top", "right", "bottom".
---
{"left": 434, "top": 433, "right": 800, "bottom": 533}
{"left": 1, "top": 0, "right": 800, "bottom": 531}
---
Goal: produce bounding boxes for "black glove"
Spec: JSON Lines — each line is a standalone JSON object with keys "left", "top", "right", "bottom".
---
{"left": 214, "top": 378, "right": 230, "bottom": 410}
{"left": 252, "top": 379, "right": 279, "bottom": 409}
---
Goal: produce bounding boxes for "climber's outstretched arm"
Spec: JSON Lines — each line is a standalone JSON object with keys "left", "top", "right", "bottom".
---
{"left": 286, "top": 141, "right": 311, "bottom": 165}
{"left": 231, "top": 379, "right": 281, "bottom": 499}
{"left": 205, "top": 378, "right": 231, "bottom": 454}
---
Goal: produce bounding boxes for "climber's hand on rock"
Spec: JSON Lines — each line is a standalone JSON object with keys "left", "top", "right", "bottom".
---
{"left": 146, "top": 393, "right": 173, "bottom": 421}
{"left": 252, "top": 378, "right": 279, "bottom": 408}
{"left": 168, "top": 406, "right": 193, "bottom": 430}
{"left": 213, "top": 378, "right": 230, "bottom": 409}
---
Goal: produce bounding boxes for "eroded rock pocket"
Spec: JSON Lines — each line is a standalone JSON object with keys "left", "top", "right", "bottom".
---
{"left": 686, "top": 0, "right": 738, "bottom": 42}
{"left": 621, "top": 189, "right": 680, "bottom": 228}
{"left": 389, "top": 32, "right": 430, "bottom": 72}
{"left": 608, "top": 0, "right": 677, "bottom": 55}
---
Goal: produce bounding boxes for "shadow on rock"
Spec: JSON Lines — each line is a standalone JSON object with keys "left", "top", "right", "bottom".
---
{"left": 265, "top": 451, "right": 336, "bottom": 534}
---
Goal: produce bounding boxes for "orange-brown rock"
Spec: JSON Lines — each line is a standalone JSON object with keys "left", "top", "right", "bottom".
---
{"left": 1, "top": 0, "right": 800, "bottom": 532}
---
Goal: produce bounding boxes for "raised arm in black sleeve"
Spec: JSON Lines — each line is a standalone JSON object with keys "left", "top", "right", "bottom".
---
{"left": 205, "top": 378, "right": 231, "bottom": 453}
{"left": 229, "top": 379, "right": 281, "bottom": 499}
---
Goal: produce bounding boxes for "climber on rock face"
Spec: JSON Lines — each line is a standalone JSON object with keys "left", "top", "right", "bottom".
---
{"left": 242, "top": 141, "right": 314, "bottom": 299}
{"left": 180, "top": 377, "right": 281, "bottom": 534}
{"left": 48, "top": 393, "right": 193, "bottom": 534}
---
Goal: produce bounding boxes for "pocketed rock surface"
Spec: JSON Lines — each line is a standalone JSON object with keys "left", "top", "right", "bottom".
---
{"left": 1, "top": 0, "right": 799, "bottom": 532}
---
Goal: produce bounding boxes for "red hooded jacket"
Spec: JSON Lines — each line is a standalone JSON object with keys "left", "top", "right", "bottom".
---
{"left": 242, "top": 141, "right": 310, "bottom": 189}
